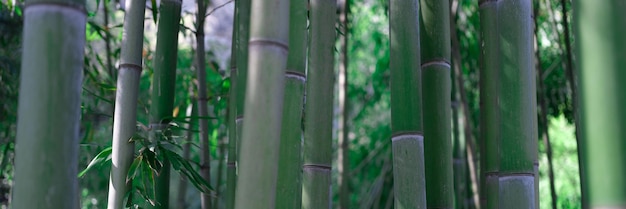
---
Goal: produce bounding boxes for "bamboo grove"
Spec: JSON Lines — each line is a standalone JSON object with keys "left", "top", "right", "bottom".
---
{"left": 2, "top": 0, "right": 624, "bottom": 208}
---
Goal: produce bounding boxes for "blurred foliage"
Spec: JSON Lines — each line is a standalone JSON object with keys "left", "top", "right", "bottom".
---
{"left": 0, "top": 0, "right": 581, "bottom": 208}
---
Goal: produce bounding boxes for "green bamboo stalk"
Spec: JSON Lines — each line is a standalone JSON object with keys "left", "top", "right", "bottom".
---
{"left": 389, "top": 0, "right": 426, "bottom": 208}
{"left": 302, "top": 0, "right": 336, "bottom": 208}
{"left": 225, "top": 1, "right": 238, "bottom": 208}
{"left": 233, "top": 0, "right": 290, "bottom": 207}
{"left": 106, "top": 0, "right": 146, "bottom": 208}
{"left": 419, "top": 0, "right": 454, "bottom": 207}
{"left": 234, "top": 0, "right": 251, "bottom": 165}
{"left": 574, "top": 0, "right": 626, "bottom": 207}
{"left": 274, "top": 0, "right": 307, "bottom": 206}
{"left": 496, "top": 0, "right": 537, "bottom": 208}
{"left": 149, "top": 0, "right": 182, "bottom": 208}
{"left": 195, "top": 0, "right": 212, "bottom": 208}
{"left": 478, "top": 1, "right": 499, "bottom": 208}
{"left": 11, "top": 0, "right": 86, "bottom": 208}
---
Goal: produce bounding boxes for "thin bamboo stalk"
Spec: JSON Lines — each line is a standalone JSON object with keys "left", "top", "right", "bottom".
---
{"left": 274, "top": 0, "right": 307, "bottom": 206}
{"left": 195, "top": 0, "right": 212, "bottom": 208}
{"left": 478, "top": 1, "right": 499, "bottom": 208}
{"left": 225, "top": 1, "right": 238, "bottom": 208}
{"left": 301, "top": 0, "right": 336, "bottom": 208}
{"left": 12, "top": 0, "right": 86, "bottom": 208}
{"left": 107, "top": 0, "right": 146, "bottom": 208}
{"left": 420, "top": 0, "right": 454, "bottom": 207}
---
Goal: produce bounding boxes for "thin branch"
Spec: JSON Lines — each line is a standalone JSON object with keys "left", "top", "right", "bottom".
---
{"left": 205, "top": 0, "right": 234, "bottom": 18}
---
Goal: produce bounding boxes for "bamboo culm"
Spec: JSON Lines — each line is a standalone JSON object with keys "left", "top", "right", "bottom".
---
{"left": 106, "top": 0, "right": 146, "bottom": 208}
{"left": 12, "top": 0, "right": 86, "bottom": 208}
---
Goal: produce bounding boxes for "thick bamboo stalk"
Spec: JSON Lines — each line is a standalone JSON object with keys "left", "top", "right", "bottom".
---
{"left": 225, "top": 1, "right": 238, "bottom": 208}
{"left": 478, "top": 1, "right": 499, "bottom": 208}
{"left": 195, "top": 0, "right": 212, "bottom": 208}
{"left": 574, "top": 0, "right": 626, "bottom": 207}
{"left": 234, "top": 0, "right": 251, "bottom": 164}
{"left": 389, "top": 0, "right": 426, "bottom": 208}
{"left": 419, "top": 0, "right": 454, "bottom": 207}
{"left": 107, "top": 0, "right": 146, "bottom": 208}
{"left": 274, "top": 0, "right": 307, "bottom": 207}
{"left": 233, "top": 0, "right": 290, "bottom": 207}
{"left": 12, "top": 0, "right": 86, "bottom": 208}
{"left": 149, "top": 0, "right": 182, "bottom": 208}
{"left": 496, "top": 0, "right": 537, "bottom": 208}
{"left": 301, "top": 0, "right": 336, "bottom": 208}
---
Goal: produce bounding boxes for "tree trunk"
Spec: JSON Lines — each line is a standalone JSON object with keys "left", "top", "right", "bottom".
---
{"left": 195, "top": 0, "right": 212, "bottom": 208}
{"left": 149, "top": 0, "right": 182, "bottom": 208}
{"left": 274, "top": 0, "right": 307, "bottom": 207}
{"left": 574, "top": 0, "right": 626, "bottom": 207}
{"left": 106, "top": 0, "right": 146, "bottom": 208}
{"left": 301, "top": 0, "right": 336, "bottom": 208}
{"left": 389, "top": 0, "right": 427, "bottom": 207}
{"left": 233, "top": 0, "right": 290, "bottom": 207}
{"left": 420, "top": 0, "right": 454, "bottom": 208}
{"left": 12, "top": 0, "right": 86, "bottom": 208}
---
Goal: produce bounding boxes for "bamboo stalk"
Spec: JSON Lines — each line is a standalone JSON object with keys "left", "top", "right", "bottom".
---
{"left": 302, "top": 0, "right": 336, "bottom": 208}
{"left": 420, "top": 0, "right": 454, "bottom": 207}
{"left": 225, "top": 1, "right": 238, "bottom": 208}
{"left": 274, "top": 0, "right": 307, "bottom": 206}
{"left": 478, "top": 1, "right": 499, "bottom": 208}
{"left": 106, "top": 0, "right": 146, "bottom": 208}
{"left": 12, "top": 0, "right": 86, "bottom": 208}
{"left": 149, "top": 0, "right": 182, "bottom": 208}
{"left": 194, "top": 0, "right": 212, "bottom": 208}
{"left": 389, "top": 0, "right": 426, "bottom": 207}
{"left": 496, "top": 0, "right": 537, "bottom": 208}
{"left": 233, "top": 0, "right": 290, "bottom": 207}
{"left": 574, "top": 0, "right": 626, "bottom": 207}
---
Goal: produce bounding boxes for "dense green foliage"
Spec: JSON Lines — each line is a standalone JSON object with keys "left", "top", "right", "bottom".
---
{"left": 0, "top": 0, "right": 584, "bottom": 208}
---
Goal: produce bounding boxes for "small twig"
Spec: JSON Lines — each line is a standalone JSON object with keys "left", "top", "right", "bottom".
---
{"left": 205, "top": 0, "right": 234, "bottom": 18}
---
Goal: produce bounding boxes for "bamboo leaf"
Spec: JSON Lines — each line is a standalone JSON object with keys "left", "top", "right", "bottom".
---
{"left": 150, "top": 0, "right": 158, "bottom": 24}
{"left": 78, "top": 147, "right": 113, "bottom": 177}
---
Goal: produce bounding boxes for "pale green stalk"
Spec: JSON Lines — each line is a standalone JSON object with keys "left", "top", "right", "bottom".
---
{"left": 107, "top": 0, "right": 146, "bottom": 208}
{"left": 233, "top": 0, "right": 290, "bottom": 207}
{"left": 12, "top": 0, "right": 86, "bottom": 208}
{"left": 574, "top": 0, "right": 626, "bottom": 207}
